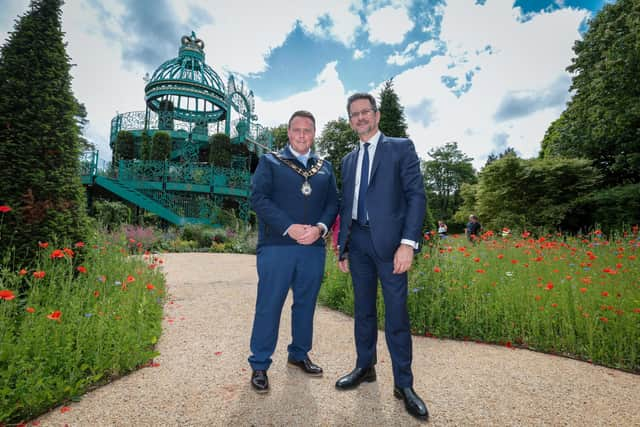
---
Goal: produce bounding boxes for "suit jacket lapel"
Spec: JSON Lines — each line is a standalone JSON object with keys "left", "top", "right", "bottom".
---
{"left": 369, "top": 133, "right": 385, "bottom": 185}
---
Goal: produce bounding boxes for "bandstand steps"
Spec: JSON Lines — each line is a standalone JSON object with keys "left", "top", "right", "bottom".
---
{"left": 94, "top": 176, "right": 206, "bottom": 226}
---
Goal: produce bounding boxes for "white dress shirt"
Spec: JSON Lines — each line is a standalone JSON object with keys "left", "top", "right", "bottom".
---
{"left": 351, "top": 133, "right": 418, "bottom": 249}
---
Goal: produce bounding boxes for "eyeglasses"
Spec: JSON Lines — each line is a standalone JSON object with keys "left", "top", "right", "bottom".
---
{"left": 349, "top": 108, "right": 376, "bottom": 119}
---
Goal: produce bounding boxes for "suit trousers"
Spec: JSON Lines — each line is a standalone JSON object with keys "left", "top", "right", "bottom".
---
{"left": 248, "top": 244, "right": 325, "bottom": 371}
{"left": 349, "top": 222, "right": 414, "bottom": 388}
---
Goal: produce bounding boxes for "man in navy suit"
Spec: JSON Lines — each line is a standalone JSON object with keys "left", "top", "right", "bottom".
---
{"left": 248, "top": 110, "right": 339, "bottom": 393}
{"left": 335, "top": 93, "right": 429, "bottom": 421}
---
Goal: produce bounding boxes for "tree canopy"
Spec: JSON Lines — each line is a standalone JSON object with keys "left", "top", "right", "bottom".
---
{"left": 422, "top": 142, "right": 476, "bottom": 222}
{"left": 378, "top": 78, "right": 409, "bottom": 138}
{"left": 541, "top": 0, "right": 640, "bottom": 186}
{"left": 316, "top": 118, "right": 358, "bottom": 189}
{"left": 0, "top": 0, "right": 88, "bottom": 257}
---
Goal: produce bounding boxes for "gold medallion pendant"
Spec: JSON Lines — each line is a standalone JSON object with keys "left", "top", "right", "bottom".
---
{"left": 275, "top": 154, "right": 324, "bottom": 198}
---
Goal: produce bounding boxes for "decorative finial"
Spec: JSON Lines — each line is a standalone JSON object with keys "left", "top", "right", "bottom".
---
{"left": 181, "top": 32, "right": 204, "bottom": 51}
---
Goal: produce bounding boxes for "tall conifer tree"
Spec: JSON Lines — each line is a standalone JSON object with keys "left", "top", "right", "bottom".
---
{"left": 378, "top": 78, "right": 409, "bottom": 137}
{"left": 0, "top": 0, "right": 88, "bottom": 257}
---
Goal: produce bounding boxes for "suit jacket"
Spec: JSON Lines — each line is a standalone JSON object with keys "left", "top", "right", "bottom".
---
{"left": 251, "top": 146, "right": 339, "bottom": 248}
{"left": 338, "top": 133, "right": 426, "bottom": 262}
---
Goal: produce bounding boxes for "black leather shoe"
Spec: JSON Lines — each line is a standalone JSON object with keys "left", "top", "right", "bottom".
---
{"left": 335, "top": 366, "right": 376, "bottom": 389}
{"left": 394, "top": 386, "right": 429, "bottom": 421}
{"left": 251, "top": 370, "right": 269, "bottom": 393}
{"left": 287, "top": 357, "right": 323, "bottom": 376}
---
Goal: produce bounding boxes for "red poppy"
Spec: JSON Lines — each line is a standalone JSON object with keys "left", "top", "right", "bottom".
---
{"left": 551, "top": 303, "right": 558, "bottom": 308}
{"left": 511, "top": 259, "right": 519, "bottom": 264}
{"left": 599, "top": 317, "right": 608, "bottom": 323}
{"left": 475, "top": 269, "right": 485, "bottom": 274}
{"left": 473, "top": 257, "right": 480, "bottom": 262}
{"left": 47, "top": 310, "right": 62, "bottom": 321}
{"left": 63, "top": 247, "right": 74, "bottom": 257}
{"left": 60, "top": 406, "right": 71, "bottom": 413}
{"left": 77, "top": 265, "right": 87, "bottom": 273}
{"left": 94, "top": 290, "right": 100, "bottom": 297}
{"left": 0, "top": 205, "right": 11, "bottom": 213}
{"left": 38, "top": 241, "right": 49, "bottom": 248}
{"left": 26, "top": 307, "right": 35, "bottom": 313}
{"left": 74, "top": 241, "right": 85, "bottom": 248}
{"left": 579, "top": 287, "right": 587, "bottom": 293}
{"left": 33, "top": 271, "right": 45, "bottom": 279}
{"left": 601, "top": 291, "right": 609, "bottom": 297}
{"left": 534, "top": 295, "right": 541, "bottom": 301}
{"left": 126, "top": 275, "right": 135, "bottom": 283}
{"left": 146, "top": 283, "right": 155, "bottom": 290}
{"left": 545, "top": 283, "right": 554, "bottom": 290}
{"left": 433, "top": 267, "right": 441, "bottom": 273}
{"left": 633, "top": 308, "right": 640, "bottom": 314}
{"left": 50, "top": 249, "right": 64, "bottom": 259}
{"left": 19, "top": 268, "right": 27, "bottom": 276}
{"left": 0, "top": 289, "right": 16, "bottom": 300}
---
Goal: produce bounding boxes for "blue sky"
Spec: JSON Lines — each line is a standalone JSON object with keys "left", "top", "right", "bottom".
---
{"left": 1, "top": 0, "right": 611, "bottom": 168}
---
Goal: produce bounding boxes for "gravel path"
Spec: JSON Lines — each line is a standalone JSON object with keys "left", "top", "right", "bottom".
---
{"left": 35, "top": 253, "right": 640, "bottom": 426}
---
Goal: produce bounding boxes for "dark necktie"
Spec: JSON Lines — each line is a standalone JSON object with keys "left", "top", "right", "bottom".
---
{"left": 357, "top": 143, "right": 370, "bottom": 225}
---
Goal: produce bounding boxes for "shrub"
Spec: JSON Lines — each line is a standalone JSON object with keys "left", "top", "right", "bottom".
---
{"left": 93, "top": 200, "right": 130, "bottom": 230}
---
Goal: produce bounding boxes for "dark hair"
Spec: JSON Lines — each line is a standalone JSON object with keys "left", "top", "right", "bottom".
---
{"left": 347, "top": 93, "right": 377, "bottom": 115}
{"left": 288, "top": 110, "right": 316, "bottom": 129}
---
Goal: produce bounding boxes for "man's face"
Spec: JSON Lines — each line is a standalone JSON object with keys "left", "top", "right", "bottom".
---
{"left": 348, "top": 98, "right": 380, "bottom": 139}
{"left": 288, "top": 115, "right": 315, "bottom": 154}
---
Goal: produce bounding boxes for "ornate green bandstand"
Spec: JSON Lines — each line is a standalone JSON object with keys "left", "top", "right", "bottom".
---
{"left": 81, "top": 32, "right": 273, "bottom": 225}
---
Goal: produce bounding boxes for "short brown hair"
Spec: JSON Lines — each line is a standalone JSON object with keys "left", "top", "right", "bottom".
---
{"left": 288, "top": 110, "right": 316, "bottom": 129}
{"left": 347, "top": 93, "right": 377, "bottom": 115}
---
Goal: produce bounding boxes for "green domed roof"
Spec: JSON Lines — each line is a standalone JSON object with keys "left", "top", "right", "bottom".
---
{"left": 144, "top": 32, "right": 228, "bottom": 123}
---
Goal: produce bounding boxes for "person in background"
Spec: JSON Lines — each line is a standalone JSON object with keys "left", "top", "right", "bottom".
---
{"left": 248, "top": 110, "right": 339, "bottom": 393}
{"left": 437, "top": 220, "right": 448, "bottom": 239}
{"left": 466, "top": 214, "right": 482, "bottom": 242}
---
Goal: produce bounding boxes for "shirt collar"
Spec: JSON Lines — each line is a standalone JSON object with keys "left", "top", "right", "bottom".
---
{"left": 360, "top": 130, "right": 381, "bottom": 149}
{"left": 288, "top": 144, "right": 311, "bottom": 158}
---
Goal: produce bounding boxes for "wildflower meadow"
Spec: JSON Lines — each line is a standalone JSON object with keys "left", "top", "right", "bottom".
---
{"left": 320, "top": 227, "right": 640, "bottom": 373}
{"left": 0, "top": 207, "right": 166, "bottom": 424}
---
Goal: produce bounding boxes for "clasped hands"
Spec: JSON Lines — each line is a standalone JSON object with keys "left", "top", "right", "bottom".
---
{"left": 288, "top": 224, "right": 322, "bottom": 245}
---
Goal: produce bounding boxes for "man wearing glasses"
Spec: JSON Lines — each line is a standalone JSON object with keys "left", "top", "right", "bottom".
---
{"left": 335, "top": 93, "right": 429, "bottom": 421}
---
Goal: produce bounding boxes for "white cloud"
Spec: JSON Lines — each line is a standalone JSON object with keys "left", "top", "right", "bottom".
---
{"left": 417, "top": 40, "right": 438, "bottom": 56}
{"left": 387, "top": 0, "right": 589, "bottom": 168}
{"left": 353, "top": 49, "right": 366, "bottom": 59}
{"left": 386, "top": 41, "right": 419, "bottom": 65}
{"left": 254, "top": 61, "right": 348, "bottom": 137}
{"left": 367, "top": 5, "right": 413, "bottom": 45}
{"left": 192, "top": 0, "right": 361, "bottom": 75}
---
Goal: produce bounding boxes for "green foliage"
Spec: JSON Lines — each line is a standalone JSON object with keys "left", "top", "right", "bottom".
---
{"left": 93, "top": 200, "right": 130, "bottom": 231}
{"left": 140, "top": 132, "right": 152, "bottom": 161}
{"left": 75, "top": 101, "right": 94, "bottom": 151}
{"left": 208, "top": 133, "right": 232, "bottom": 166}
{"left": 269, "top": 124, "right": 289, "bottom": 151}
{"left": 316, "top": 118, "right": 358, "bottom": 189}
{"left": 321, "top": 232, "right": 640, "bottom": 373}
{"left": 0, "top": 0, "right": 89, "bottom": 259}
{"left": 566, "top": 183, "right": 640, "bottom": 233}
{"left": 422, "top": 142, "right": 477, "bottom": 222}
{"left": 378, "top": 78, "right": 408, "bottom": 138}
{"left": 150, "top": 131, "right": 171, "bottom": 161}
{"left": 0, "top": 232, "right": 165, "bottom": 423}
{"left": 471, "top": 156, "right": 599, "bottom": 231}
{"left": 541, "top": 0, "right": 640, "bottom": 185}
{"left": 182, "top": 224, "right": 216, "bottom": 248}
{"left": 115, "top": 131, "right": 135, "bottom": 161}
